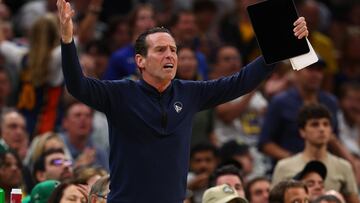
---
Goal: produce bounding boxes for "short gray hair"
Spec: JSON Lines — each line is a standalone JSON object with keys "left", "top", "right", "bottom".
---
{"left": 88, "top": 175, "right": 110, "bottom": 202}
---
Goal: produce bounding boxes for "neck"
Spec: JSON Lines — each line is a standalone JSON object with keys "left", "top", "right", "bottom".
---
{"left": 303, "top": 143, "right": 327, "bottom": 160}
{"left": 69, "top": 135, "right": 87, "bottom": 150}
{"left": 297, "top": 85, "right": 318, "bottom": 104}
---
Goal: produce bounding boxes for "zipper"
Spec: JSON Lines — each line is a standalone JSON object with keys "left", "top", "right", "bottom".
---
{"left": 158, "top": 93, "right": 167, "bottom": 134}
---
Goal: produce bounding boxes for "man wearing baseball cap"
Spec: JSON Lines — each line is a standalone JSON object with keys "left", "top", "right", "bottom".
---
{"left": 202, "top": 184, "right": 248, "bottom": 203}
{"left": 22, "top": 180, "right": 60, "bottom": 203}
{"left": 293, "top": 160, "right": 327, "bottom": 201}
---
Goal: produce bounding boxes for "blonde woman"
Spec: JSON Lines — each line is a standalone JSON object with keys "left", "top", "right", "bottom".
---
{"left": 0, "top": 13, "right": 63, "bottom": 138}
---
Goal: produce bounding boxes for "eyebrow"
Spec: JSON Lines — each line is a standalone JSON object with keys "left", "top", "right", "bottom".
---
{"left": 154, "top": 45, "right": 177, "bottom": 49}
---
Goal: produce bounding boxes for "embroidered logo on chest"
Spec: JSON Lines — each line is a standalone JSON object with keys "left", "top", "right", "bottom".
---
{"left": 174, "top": 102, "right": 183, "bottom": 113}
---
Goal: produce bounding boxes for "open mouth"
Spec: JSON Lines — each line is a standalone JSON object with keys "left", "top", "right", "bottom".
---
{"left": 163, "top": 63, "right": 174, "bottom": 69}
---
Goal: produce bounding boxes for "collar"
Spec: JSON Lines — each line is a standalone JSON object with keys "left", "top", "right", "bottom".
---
{"left": 138, "top": 79, "right": 173, "bottom": 97}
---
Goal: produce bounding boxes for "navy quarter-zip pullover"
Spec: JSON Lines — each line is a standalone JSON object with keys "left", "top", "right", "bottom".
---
{"left": 61, "top": 40, "right": 275, "bottom": 203}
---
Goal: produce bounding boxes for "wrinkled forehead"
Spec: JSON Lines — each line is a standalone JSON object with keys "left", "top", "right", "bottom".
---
{"left": 146, "top": 32, "right": 177, "bottom": 48}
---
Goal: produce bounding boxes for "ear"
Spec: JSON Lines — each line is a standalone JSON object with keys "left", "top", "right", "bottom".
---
{"left": 90, "top": 194, "right": 98, "bottom": 203}
{"left": 62, "top": 118, "right": 69, "bottom": 130}
{"left": 135, "top": 54, "right": 145, "bottom": 72}
{"left": 35, "top": 170, "right": 46, "bottom": 182}
{"left": 299, "top": 128, "right": 306, "bottom": 139}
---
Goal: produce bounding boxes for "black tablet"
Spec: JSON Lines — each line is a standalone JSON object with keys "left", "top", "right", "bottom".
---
{"left": 247, "top": 0, "right": 309, "bottom": 64}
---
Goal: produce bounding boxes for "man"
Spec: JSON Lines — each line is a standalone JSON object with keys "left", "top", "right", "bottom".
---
{"left": 22, "top": 180, "right": 60, "bottom": 203}
{"left": 202, "top": 184, "right": 248, "bottom": 203}
{"left": 272, "top": 104, "right": 359, "bottom": 203}
{"left": 212, "top": 46, "right": 269, "bottom": 178}
{"left": 33, "top": 148, "right": 73, "bottom": 183}
{"left": 258, "top": 59, "right": 358, "bottom": 176}
{"left": 0, "top": 108, "right": 28, "bottom": 160}
{"left": 213, "top": 45, "right": 268, "bottom": 147}
{"left": 89, "top": 175, "right": 110, "bottom": 203}
{"left": 269, "top": 180, "right": 309, "bottom": 203}
{"left": 61, "top": 101, "right": 108, "bottom": 170}
{"left": 102, "top": 4, "right": 155, "bottom": 80}
{"left": 169, "top": 10, "right": 209, "bottom": 79}
{"left": 209, "top": 164, "right": 245, "bottom": 198}
{"left": 187, "top": 143, "right": 218, "bottom": 203}
{"left": 293, "top": 160, "right": 327, "bottom": 201}
{"left": 57, "top": 0, "right": 309, "bottom": 201}
{"left": 244, "top": 177, "right": 270, "bottom": 203}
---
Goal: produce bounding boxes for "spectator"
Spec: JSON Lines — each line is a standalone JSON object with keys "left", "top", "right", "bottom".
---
{"left": 187, "top": 143, "right": 218, "bottom": 203}
{"left": 218, "top": 0, "right": 261, "bottom": 64}
{"left": 272, "top": 104, "right": 359, "bottom": 203}
{"left": 325, "top": 190, "right": 346, "bottom": 203}
{"left": 192, "top": 0, "right": 220, "bottom": 61}
{"left": 269, "top": 180, "right": 308, "bottom": 203}
{"left": 22, "top": 180, "right": 60, "bottom": 203}
{"left": 0, "top": 150, "right": 25, "bottom": 203}
{"left": 212, "top": 45, "right": 267, "bottom": 149}
{"left": 202, "top": 184, "right": 248, "bottom": 203}
{"left": 102, "top": 4, "right": 156, "bottom": 80}
{"left": 13, "top": 0, "right": 58, "bottom": 35}
{"left": 73, "top": 166, "right": 108, "bottom": 187}
{"left": 296, "top": 0, "right": 338, "bottom": 91}
{"left": 258, "top": 59, "right": 355, "bottom": 173}
{"left": 313, "top": 195, "right": 342, "bottom": 203}
{"left": 61, "top": 101, "right": 108, "bottom": 170}
{"left": 89, "top": 175, "right": 110, "bottom": 203}
{"left": 104, "top": 16, "right": 131, "bottom": 53}
{"left": 219, "top": 141, "right": 254, "bottom": 182}
{"left": 293, "top": 160, "right": 327, "bottom": 201}
{"left": 175, "top": 45, "right": 215, "bottom": 146}
{"left": 33, "top": 148, "right": 73, "bottom": 183}
{"left": 0, "top": 108, "right": 28, "bottom": 160}
{"left": 334, "top": 30, "right": 360, "bottom": 96}
{"left": 244, "top": 177, "right": 270, "bottom": 203}
{"left": 47, "top": 180, "right": 88, "bottom": 203}
{"left": 209, "top": 164, "right": 245, "bottom": 198}
{"left": 337, "top": 82, "right": 360, "bottom": 184}
{"left": 169, "top": 9, "right": 209, "bottom": 79}
{"left": 24, "top": 132, "right": 72, "bottom": 173}
{"left": 0, "top": 13, "right": 63, "bottom": 138}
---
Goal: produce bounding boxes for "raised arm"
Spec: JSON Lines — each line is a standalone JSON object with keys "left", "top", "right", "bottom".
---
{"left": 57, "top": 0, "right": 74, "bottom": 44}
{"left": 195, "top": 17, "right": 309, "bottom": 110}
{"left": 57, "top": 0, "right": 112, "bottom": 113}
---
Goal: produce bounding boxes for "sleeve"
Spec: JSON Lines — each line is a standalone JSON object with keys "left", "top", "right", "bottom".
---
{"left": 342, "top": 161, "right": 358, "bottom": 195}
{"left": 258, "top": 97, "right": 283, "bottom": 150}
{"left": 61, "top": 40, "right": 112, "bottom": 113}
{"left": 194, "top": 56, "right": 275, "bottom": 111}
{"left": 271, "top": 162, "right": 284, "bottom": 187}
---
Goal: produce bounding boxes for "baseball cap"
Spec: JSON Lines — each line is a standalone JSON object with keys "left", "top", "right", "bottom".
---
{"left": 30, "top": 180, "right": 60, "bottom": 203}
{"left": 202, "top": 184, "right": 248, "bottom": 203}
{"left": 293, "top": 160, "right": 327, "bottom": 181}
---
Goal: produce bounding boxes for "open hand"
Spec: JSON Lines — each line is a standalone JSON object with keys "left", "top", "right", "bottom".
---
{"left": 57, "top": 0, "right": 75, "bottom": 43}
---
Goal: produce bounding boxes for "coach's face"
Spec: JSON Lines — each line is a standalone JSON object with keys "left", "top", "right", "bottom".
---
{"left": 138, "top": 32, "right": 178, "bottom": 85}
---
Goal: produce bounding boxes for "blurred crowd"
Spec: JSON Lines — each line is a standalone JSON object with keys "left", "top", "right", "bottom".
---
{"left": 0, "top": 0, "right": 359, "bottom": 202}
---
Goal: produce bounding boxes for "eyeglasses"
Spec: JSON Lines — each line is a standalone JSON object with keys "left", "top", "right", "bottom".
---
{"left": 49, "top": 159, "right": 73, "bottom": 167}
{"left": 96, "top": 194, "right": 107, "bottom": 200}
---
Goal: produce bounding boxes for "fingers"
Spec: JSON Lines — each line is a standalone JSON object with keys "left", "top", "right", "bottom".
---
{"left": 293, "top": 16, "right": 308, "bottom": 39}
{"left": 293, "top": 16, "right": 305, "bottom": 26}
{"left": 57, "top": 0, "right": 74, "bottom": 23}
